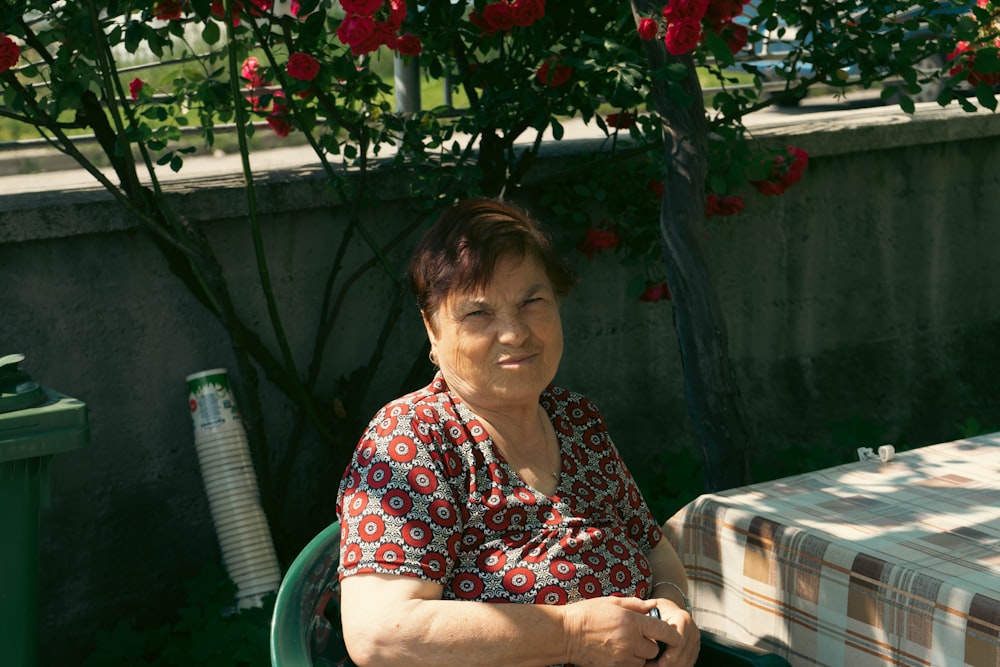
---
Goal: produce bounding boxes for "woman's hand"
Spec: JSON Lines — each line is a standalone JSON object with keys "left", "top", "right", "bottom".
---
{"left": 645, "top": 599, "right": 699, "bottom": 667}
{"left": 561, "top": 596, "right": 679, "bottom": 667}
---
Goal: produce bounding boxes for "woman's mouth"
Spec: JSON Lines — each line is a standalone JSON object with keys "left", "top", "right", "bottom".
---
{"left": 497, "top": 353, "right": 537, "bottom": 367}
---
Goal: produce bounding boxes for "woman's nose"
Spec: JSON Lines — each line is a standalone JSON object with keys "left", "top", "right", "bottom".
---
{"left": 496, "top": 314, "right": 529, "bottom": 345}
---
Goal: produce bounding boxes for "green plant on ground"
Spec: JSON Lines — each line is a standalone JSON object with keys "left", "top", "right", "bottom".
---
{"left": 82, "top": 563, "right": 273, "bottom": 667}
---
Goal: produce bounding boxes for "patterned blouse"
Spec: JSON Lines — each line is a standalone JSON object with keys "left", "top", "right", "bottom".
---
{"left": 337, "top": 373, "right": 663, "bottom": 605}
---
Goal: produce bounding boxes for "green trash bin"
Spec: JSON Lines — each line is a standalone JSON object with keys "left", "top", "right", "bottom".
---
{"left": 0, "top": 354, "right": 89, "bottom": 667}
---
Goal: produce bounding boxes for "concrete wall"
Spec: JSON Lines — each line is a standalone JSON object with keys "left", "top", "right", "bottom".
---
{"left": 2, "top": 103, "right": 999, "bottom": 662}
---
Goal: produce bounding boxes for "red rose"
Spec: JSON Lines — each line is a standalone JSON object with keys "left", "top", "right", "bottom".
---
{"left": 536, "top": 57, "right": 573, "bottom": 87}
{"left": 576, "top": 226, "right": 620, "bottom": 260}
{"left": 511, "top": 0, "right": 545, "bottom": 27}
{"left": 664, "top": 18, "right": 702, "bottom": 55}
{"left": 339, "top": 0, "right": 384, "bottom": 14}
{"left": 751, "top": 146, "right": 809, "bottom": 195}
{"left": 153, "top": 0, "right": 187, "bottom": 20}
{"left": 243, "top": 58, "right": 270, "bottom": 111}
{"left": 469, "top": 12, "right": 489, "bottom": 33}
{"left": 638, "top": 17, "right": 659, "bottom": 41}
{"left": 0, "top": 35, "right": 20, "bottom": 73}
{"left": 287, "top": 52, "right": 320, "bottom": 81}
{"left": 648, "top": 179, "right": 665, "bottom": 199}
{"left": 639, "top": 281, "right": 671, "bottom": 303}
{"left": 248, "top": 0, "right": 273, "bottom": 15}
{"left": 267, "top": 116, "right": 292, "bottom": 137}
{"left": 949, "top": 41, "right": 1000, "bottom": 87}
{"left": 267, "top": 95, "right": 292, "bottom": 137}
{"left": 129, "top": 77, "right": 145, "bottom": 100}
{"left": 242, "top": 56, "right": 266, "bottom": 88}
{"left": 396, "top": 33, "right": 422, "bottom": 56}
{"left": 704, "top": 0, "right": 750, "bottom": 31}
{"left": 337, "top": 13, "right": 377, "bottom": 52}
{"left": 388, "top": 0, "right": 407, "bottom": 28}
{"left": 662, "top": 0, "right": 709, "bottom": 22}
{"left": 705, "top": 193, "right": 745, "bottom": 217}
{"left": 210, "top": 0, "right": 242, "bottom": 26}
{"left": 482, "top": 2, "right": 515, "bottom": 33}
{"left": 371, "top": 21, "right": 399, "bottom": 51}
{"left": 721, "top": 21, "right": 748, "bottom": 54}
{"left": 606, "top": 111, "right": 635, "bottom": 129}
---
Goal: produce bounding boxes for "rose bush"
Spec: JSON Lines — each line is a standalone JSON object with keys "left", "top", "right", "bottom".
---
{"left": 947, "top": 1, "right": 1000, "bottom": 96}
{"left": 0, "top": 34, "right": 18, "bottom": 72}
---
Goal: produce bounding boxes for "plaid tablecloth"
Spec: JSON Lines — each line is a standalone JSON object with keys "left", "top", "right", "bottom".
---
{"left": 664, "top": 433, "right": 1000, "bottom": 667}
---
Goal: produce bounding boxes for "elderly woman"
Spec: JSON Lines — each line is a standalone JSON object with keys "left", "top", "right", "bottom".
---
{"left": 337, "top": 198, "right": 699, "bottom": 667}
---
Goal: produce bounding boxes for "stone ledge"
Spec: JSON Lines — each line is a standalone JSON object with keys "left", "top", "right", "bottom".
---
{"left": 748, "top": 100, "right": 1000, "bottom": 156}
{"left": 1, "top": 101, "right": 997, "bottom": 244}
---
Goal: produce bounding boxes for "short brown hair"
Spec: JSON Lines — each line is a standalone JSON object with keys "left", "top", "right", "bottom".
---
{"left": 408, "top": 198, "right": 575, "bottom": 319}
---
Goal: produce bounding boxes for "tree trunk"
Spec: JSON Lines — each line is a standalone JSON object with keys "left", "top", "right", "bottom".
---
{"left": 629, "top": 1, "right": 750, "bottom": 492}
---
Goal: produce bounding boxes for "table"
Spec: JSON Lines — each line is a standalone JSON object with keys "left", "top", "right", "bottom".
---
{"left": 664, "top": 433, "right": 1000, "bottom": 667}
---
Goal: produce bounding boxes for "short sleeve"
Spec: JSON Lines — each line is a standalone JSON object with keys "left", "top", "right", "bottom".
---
{"left": 337, "top": 400, "right": 464, "bottom": 584}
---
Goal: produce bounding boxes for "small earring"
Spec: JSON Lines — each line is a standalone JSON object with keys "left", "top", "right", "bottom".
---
{"left": 429, "top": 350, "right": 438, "bottom": 366}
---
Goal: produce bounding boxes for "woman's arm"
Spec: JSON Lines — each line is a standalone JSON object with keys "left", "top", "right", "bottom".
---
{"left": 340, "top": 573, "right": 682, "bottom": 667}
{"left": 646, "top": 537, "right": 700, "bottom": 666}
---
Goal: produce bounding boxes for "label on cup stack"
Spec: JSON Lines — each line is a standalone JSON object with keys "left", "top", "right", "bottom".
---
{"left": 186, "top": 368, "right": 241, "bottom": 432}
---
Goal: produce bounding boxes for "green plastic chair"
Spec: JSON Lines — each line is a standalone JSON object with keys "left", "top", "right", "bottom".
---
{"left": 269, "top": 520, "right": 791, "bottom": 667}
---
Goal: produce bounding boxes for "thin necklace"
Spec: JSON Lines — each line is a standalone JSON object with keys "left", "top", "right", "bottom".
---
{"left": 539, "top": 406, "right": 560, "bottom": 481}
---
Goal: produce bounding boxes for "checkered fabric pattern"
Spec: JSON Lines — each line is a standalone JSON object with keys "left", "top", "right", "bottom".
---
{"left": 664, "top": 433, "right": 1000, "bottom": 667}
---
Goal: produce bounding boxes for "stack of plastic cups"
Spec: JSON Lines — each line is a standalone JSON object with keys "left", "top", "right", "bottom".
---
{"left": 186, "top": 368, "right": 281, "bottom": 609}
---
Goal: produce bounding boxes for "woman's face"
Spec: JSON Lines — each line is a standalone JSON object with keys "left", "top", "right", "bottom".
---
{"left": 424, "top": 253, "right": 563, "bottom": 412}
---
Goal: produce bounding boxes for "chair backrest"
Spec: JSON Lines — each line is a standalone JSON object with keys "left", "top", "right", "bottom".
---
{"left": 270, "top": 520, "right": 353, "bottom": 667}
{"left": 270, "top": 520, "right": 791, "bottom": 667}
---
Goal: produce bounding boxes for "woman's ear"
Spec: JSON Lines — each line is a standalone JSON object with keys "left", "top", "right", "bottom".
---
{"left": 421, "top": 312, "right": 440, "bottom": 366}
{"left": 421, "top": 311, "right": 438, "bottom": 346}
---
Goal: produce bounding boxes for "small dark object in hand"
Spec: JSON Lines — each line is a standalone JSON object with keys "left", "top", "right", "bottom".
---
{"left": 647, "top": 607, "right": 668, "bottom": 660}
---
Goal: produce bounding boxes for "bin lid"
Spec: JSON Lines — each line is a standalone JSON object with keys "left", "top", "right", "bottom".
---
{"left": 0, "top": 354, "right": 46, "bottom": 415}
{"left": 0, "top": 387, "right": 89, "bottom": 462}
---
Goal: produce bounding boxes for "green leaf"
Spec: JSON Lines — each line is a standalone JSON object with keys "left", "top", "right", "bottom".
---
{"left": 297, "top": 0, "right": 321, "bottom": 17}
{"left": 202, "top": 20, "right": 220, "bottom": 45}
{"left": 898, "top": 94, "right": 915, "bottom": 114}
{"left": 301, "top": 10, "right": 329, "bottom": 44}
{"left": 626, "top": 274, "right": 648, "bottom": 299}
{"left": 973, "top": 47, "right": 1000, "bottom": 74}
{"left": 143, "top": 24, "right": 164, "bottom": 57}
{"left": 702, "top": 30, "right": 735, "bottom": 68}
{"left": 656, "top": 63, "right": 689, "bottom": 82}
{"left": 975, "top": 81, "right": 997, "bottom": 111}
{"left": 550, "top": 117, "right": 564, "bottom": 140}
{"left": 4, "top": 86, "right": 23, "bottom": 112}
{"left": 665, "top": 81, "right": 695, "bottom": 108}
{"left": 124, "top": 21, "right": 141, "bottom": 53}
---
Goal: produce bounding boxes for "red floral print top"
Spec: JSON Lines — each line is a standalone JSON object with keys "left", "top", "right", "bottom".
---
{"left": 337, "top": 374, "right": 663, "bottom": 605}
